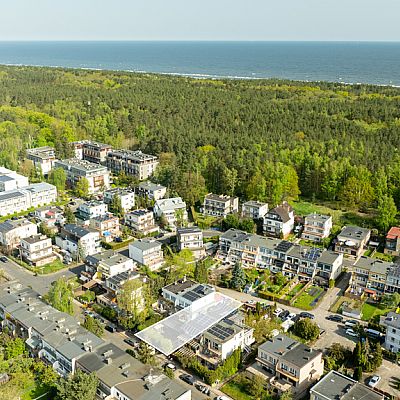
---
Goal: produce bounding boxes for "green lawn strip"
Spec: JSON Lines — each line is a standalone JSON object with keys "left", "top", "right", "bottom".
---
{"left": 293, "top": 285, "right": 323, "bottom": 310}
{"left": 284, "top": 283, "right": 305, "bottom": 300}
{"left": 21, "top": 384, "right": 52, "bottom": 400}
{"left": 361, "top": 303, "right": 392, "bottom": 321}
{"left": 221, "top": 381, "right": 254, "bottom": 400}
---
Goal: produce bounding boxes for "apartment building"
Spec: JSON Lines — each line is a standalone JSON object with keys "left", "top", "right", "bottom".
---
{"left": 380, "top": 312, "right": 400, "bottom": 353}
{"left": 72, "top": 140, "right": 112, "bottom": 164}
{"left": 241, "top": 201, "right": 269, "bottom": 220}
{"left": 89, "top": 213, "right": 121, "bottom": 242}
{"left": 203, "top": 193, "right": 239, "bottom": 218}
{"left": 104, "top": 187, "right": 135, "bottom": 212}
{"left": 124, "top": 209, "right": 159, "bottom": 235}
{"left": 254, "top": 334, "right": 323, "bottom": 396}
{"left": 85, "top": 249, "right": 136, "bottom": 279}
{"left": 301, "top": 213, "right": 332, "bottom": 243}
{"left": 34, "top": 206, "right": 65, "bottom": 228}
{"left": 136, "top": 181, "right": 167, "bottom": 200}
{"left": 0, "top": 219, "right": 38, "bottom": 248}
{"left": 384, "top": 226, "right": 400, "bottom": 256}
{"left": 78, "top": 200, "right": 108, "bottom": 220}
{"left": 310, "top": 370, "right": 383, "bottom": 400}
{"left": 154, "top": 197, "right": 188, "bottom": 229}
{"left": 129, "top": 238, "right": 164, "bottom": 271}
{"left": 263, "top": 202, "right": 295, "bottom": 239}
{"left": 385, "top": 263, "right": 400, "bottom": 293}
{"left": 219, "top": 229, "right": 343, "bottom": 282}
{"left": 334, "top": 225, "right": 371, "bottom": 259}
{"left": 56, "top": 224, "right": 101, "bottom": 258}
{"left": 26, "top": 146, "right": 56, "bottom": 175}
{"left": 54, "top": 158, "right": 110, "bottom": 194}
{"left": 24, "top": 182, "right": 58, "bottom": 208}
{"left": 0, "top": 167, "right": 29, "bottom": 192}
{"left": 176, "top": 226, "right": 205, "bottom": 259}
{"left": 20, "top": 234, "right": 57, "bottom": 267}
{"left": 106, "top": 149, "right": 159, "bottom": 180}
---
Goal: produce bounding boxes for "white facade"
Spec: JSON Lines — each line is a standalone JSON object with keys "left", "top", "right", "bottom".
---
{"left": 241, "top": 201, "right": 269, "bottom": 219}
{"left": 78, "top": 201, "right": 108, "bottom": 220}
{"left": 124, "top": 209, "right": 159, "bottom": 235}
{"left": 154, "top": 197, "right": 188, "bottom": 228}
{"left": 263, "top": 202, "right": 295, "bottom": 238}
{"left": 302, "top": 213, "right": 332, "bottom": 242}
{"left": 381, "top": 312, "right": 400, "bottom": 353}
{"left": 203, "top": 194, "right": 239, "bottom": 217}
{"left": 26, "top": 146, "right": 56, "bottom": 175}
{"left": 0, "top": 219, "right": 38, "bottom": 248}
{"left": 24, "top": 183, "right": 58, "bottom": 208}
{"left": 129, "top": 239, "right": 164, "bottom": 271}
{"left": 136, "top": 181, "right": 167, "bottom": 200}
{"left": 20, "top": 234, "right": 56, "bottom": 266}
{"left": 176, "top": 227, "right": 205, "bottom": 259}
{"left": 104, "top": 188, "right": 135, "bottom": 212}
{"left": 0, "top": 167, "right": 29, "bottom": 192}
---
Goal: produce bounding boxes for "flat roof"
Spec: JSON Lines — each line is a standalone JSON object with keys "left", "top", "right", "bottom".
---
{"left": 135, "top": 291, "right": 241, "bottom": 355}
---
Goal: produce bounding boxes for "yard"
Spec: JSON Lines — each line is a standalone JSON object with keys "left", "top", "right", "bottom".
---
{"left": 221, "top": 380, "right": 254, "bottom": 400}
{"left": 292, "top": 285, "right": 324, "bottom": 310}
{"left": 36, "top": 259, "right": 66, "bottom": 274}
{"left": 284, "top": 282, "right": 305, "bottom": 301}
{"left": 21, "top": 383, "right": 52, "bottom": 400}
{"left": 361, "top": 302, "right": 392, "bottom": 321}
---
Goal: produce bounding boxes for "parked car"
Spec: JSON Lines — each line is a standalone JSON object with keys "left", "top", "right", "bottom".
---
{"left": 215, "top": 397, "right": 229, "bottom": 400}
{"left": 179, "top": 374, "right": 194, "bottom": 385}
{"left": 124, "top": 338, "right": 138, "bottom": 348}
{"left": 195, "top": 383, "right": 210, "bottom": 395}
{"left": 273, "top": 308, "right": 283, "bottom": 317}
{"left": 368, "top": 375, "right": 381, "bottom": 388}
{"left": 0, "top": 256, "right": 8, "bottom": 262}
{"left": 164, "top": 363, "right": 176, "bottom": 371}
{"left": 105, "top": 324, "right": 117, "bottom": 333}
{"left": 288, "top": 312, "right": 297, "bottom": 320}
{"left": 280, "top": 310, "right": 290, "bottom": 320}
{"left": 115, "top": 237, "right": 123, "bottom": 243}
{"left": 155, "top": 233, "right": 164, "bottom": 239}
{"left": 345, "top": 320, "right": 359, "bottom": 328}
{"left": 299, "top": 312, "right": 315, "bottom": 319}
{"left": 345, "top": 328, "right": 358, "bottom": 338}
{"left": 326, "top": 314, "right": 343, "bottom": 322}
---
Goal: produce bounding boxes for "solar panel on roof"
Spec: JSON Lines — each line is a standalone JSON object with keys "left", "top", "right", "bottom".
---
{"left": 276, "top": 241, "right": 293, "bottom": 252}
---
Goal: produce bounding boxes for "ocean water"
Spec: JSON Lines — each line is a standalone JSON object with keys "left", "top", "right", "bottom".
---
{"left": 0, "top": 41, "right": 399, "bottom": 86}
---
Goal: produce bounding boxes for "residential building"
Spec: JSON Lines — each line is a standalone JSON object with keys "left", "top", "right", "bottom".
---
{"left": 34, "top": 206, "right": 65, "bottom": 228}
{"left": 0, "top": 219, "right": 38, "bottom": 248}
{"left": 89, "top": 213, "right": 121, "bottom": 242}
{"left": 385, "top": 264, "right": 400, "bottom": 294}
{"left": 384, "top": 226, "right": 400, "bottom": 256}
{"left": 104, "top": 187, "right": 135, "bottom": 212}
{"left": 162, "top": 278, "right": 215, "bottom": 309}
{"left": 203, "top": 193, "right": 239, "bottom": 217}
{"left": 0, "top": 167, "right": 29, "bottom": 192}
{"left": 24, "top": 182, "right": 58, "bottom": 208}
{"left": 334, "top": 225, "right": 371, "bottom": 259}
{"left": 54, "top": 159, "right": 110, "bottom": 194}
{"left": 71, "top": 140, "right": 113, "bottom": 164}
{"left": 26, "top": 146, "right": 56, "bottom": 175}
{"left": 263, "top": 202, "right": 295, "bottom": 239}
{"left": 380, "top": 312, "right": 400, "bottom": 353}
{"left": 106, "top": 149, "right": 159, "bottom": 180}
{"left": 154, "top": 197, "right": 188, "bottom": 229}
{"left": 129, "top": 239, "right": 164, "bottom": 271}
{"left": 20, "top": 234, "right": 57, "bottom": 267}
{"left": 309, "top": 370, "right": 383, "bottom": 400}
{"left": 56, "top": 224, "right": 101, "bottom": 258}
{"left": 242, "top": 201, "right": 268, "bottom": 220}
{"left": 253, "top": 334, "right": 323, "bottom": 396}
{"left": 176, "top": 227, "right": 205, "bottom": 259}
{"left": 124, "top": 209, "right": 159, "bottom": 235}
{"left": 77, "top": 200, "right": 108, "bottom": 220}
{"left": 301, "top": 213, "right": 332, "bottom": 242}
{"left": 85, "top": 250, "right": 136, "bottom": 279}
{"left": 136, "top": 181, "right": 167, "bottom": 201}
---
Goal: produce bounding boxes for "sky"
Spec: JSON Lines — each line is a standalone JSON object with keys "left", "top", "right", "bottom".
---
{"left": 0, "top": 0, "right": 399, "bottom": 41}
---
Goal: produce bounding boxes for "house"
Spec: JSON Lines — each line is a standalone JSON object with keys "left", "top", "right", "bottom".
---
{"left": 78, "top": 200, "right": 108, "bottom": 220}
{"left": 104, "top": 188, "right": 135, "bottom": 212}
{"left": 301, "top": 213, "right": 332, "bottom": 243}
{"left": 162, "top": 278, "right": 215, "bottom": 309}
{"left": 23, "top": 182, "right": 58, "bottom": 208}
{"left": 251, "top": 334, "right": 324, "bottom": 396}
{"left": 263, "top": 202, "right": 294, "bottom": 239}
{"left": 56, "top": 224, "right": 101, "bottom": 259}
{"left": 85, "top": 250, "right": 136, "bottom": 279}
{"left": 0, "top": 167, "right": 29, "bottom": 192}
{"left": 71, "top": 140, "right": 113, "bottom": 164}
{"left": 384, "top": 226, "right": 400, "bottom": 256}
{"left": 334, "top": 225, "right": 371, "bottom": 259}
{"left": 176, "top": 227, "right": 205, "bottom": 259}
{"left": 241, "top": 201, "right": 268, "bottom": 220}
{"left": 124, "top": 209, "right": 159, "bottom": 235}
{"left": 20, "top": 234, "right": 57, "bottom": 267}
{"left": 385, "top": 263, "right": 400, "bottom": 294}
{"left": 129, "top": 239, "right": 164, "bottom": 271}
{"left": 34, "top": 206, "right": 65, "bottom": 228}
{"left": 26, "top": 146, "right": 56, "bottom": 175}
{"left": 0, "top": 219, "right": 38, "bottom": 249}
{"left": 203, "top": 193, "right": 239, "bottom": 218}
{"left": 154, "top": 197, "right": 188, "bottom": 229}
{"left": 136, "top": 181, "right": 167, "bottom": 201}
{"left": 89, "top": 213, "right": 121, "bottom": 242}
{"left": 380, "top": 312, "right": 400, "bottom": 353}
{"left": 54, "top": 158, "right": 110, "bottom": 194}
{"left": 309, "top": 370, "right": 383, "bottom": 400}
{"left": 106, "top": 149, "right": 159, "bottom": 180}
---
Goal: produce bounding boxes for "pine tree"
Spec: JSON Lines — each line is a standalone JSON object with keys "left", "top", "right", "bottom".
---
{"left": 230, "top": 262, "right": 246, "bottom": 291}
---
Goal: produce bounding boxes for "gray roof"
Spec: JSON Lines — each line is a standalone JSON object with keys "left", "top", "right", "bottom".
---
{"left": 205, "top": 193, "right": 237, "bottom": 202}
{"left": 107, "top": 270, "right": 139, "bottom": 287}
{"left": 0, "top": 218, "right": 35, "bottom": 233}
{"left": 339, "top": 225, "right": 371, "bottom": 241}
{"left": 130, "top": 238, "right": 161, "bottom": 251}
{"left": 310, "top": 370, "right": 383, "bottom": 400}
{"left": 108, "top": 149, "right": 158, "bottom": 162}
{"left": 317, "top": 250, "right": 342, "bottom": 265}
{"left": 127, "top": 209, "right": 152, "bottom": 217}
{"left": 220, "top": 228, "right": 250, "bottom": 242}
{"left": 62, "top": 224, "right": 96, "bottom": 238}
{"left": 155, "top": 197, "right": 186, "bottom": 212}
{"left": 266, "top": 203, "right": 293, "bottom": 223}
{"left": 380, "top": 312, "right": 400, "bottom": 329}
{"left": 163, "top": 278, "right": 198, "bottom": 295}
{"left": 137, "top": 181, "right": 166, "bottom": 192}
{"left": 0, "top": 175, "right": 15, "bottom": 182}
{"left": 177, "top": 226, "right": 202, "bottom": 235}
{"left": 0, "top": 190, "right": 26, "bottom": 201}
{"left": 258, "top": 334, "right": 298, "bottom": 356}
{"left": 353, "top": 256, "right": 393, "bottom": 273}
{"left": 280, "top": 342, "right": 321, "bottom": 368}
{"left": 23, "top": 182, "right": 56, "bottom": 193}
{"left": 305, "top": 213, "right": 332, "bottom": 223}
{"left": 21, "top": 235, "right": 49, "bottom": 244}
{"left": 86, "top": 250, "right": 131, "bottom": 268}
{"left": 55, "top": 158, "right": 108, "bottom": 173}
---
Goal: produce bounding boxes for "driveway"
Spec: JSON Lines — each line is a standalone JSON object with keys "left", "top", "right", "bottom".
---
{"left": 373, "top": 359, "right": 400, "bottom": 398}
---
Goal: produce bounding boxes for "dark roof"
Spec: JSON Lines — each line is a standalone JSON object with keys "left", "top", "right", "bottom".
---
{"left": 163, "top": 279, "right": 197, "bottom": 295}
{"left": 63, "top": 224, "right": 96, "bottom": 238}
{"left": 268, "top": 203, "right": 293, "bottom": 223}
{"left": 281, "top": 343, "right": 321, "bottom": 368}
{"left": 177, "top": 226, "right": 202, "bottom": 235}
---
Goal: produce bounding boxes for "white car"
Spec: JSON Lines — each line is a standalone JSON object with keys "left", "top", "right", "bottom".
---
{"left": 345, "top": 320, "right": 359, "bottom": 328}
{"left": 345, "top": 328, "right": 358, "bottom": 337}
{"left": 288, "top": 313, "right": 297, "bottom": 320}
{"left": 273, "top": 308, "right": 283, "bottom": 317}
{"left": 368, "top": 375, "right": 381, "bottom": 388}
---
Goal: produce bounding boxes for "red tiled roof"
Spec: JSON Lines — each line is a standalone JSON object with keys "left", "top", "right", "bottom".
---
{"left": 387, "top": 226, "right": 400, "bottom": 240}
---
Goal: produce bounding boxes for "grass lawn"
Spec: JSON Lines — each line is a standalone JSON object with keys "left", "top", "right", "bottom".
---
{"left": 38, "top": 259, "right": 66, "bottom": 274}
{"left": 221, "top": 381, "right": 254, "bottom": 400}
{"left": 284, "top": 283, "right": 305, "bottom": 300}
{"left": 293, "top": 285, "right": 324, "bottom": 310}
{"left": 21, "top": 384, "right": 52, "bottom": 400}
{"left": 361, "top": 302, "right": 392, "bottom": 321}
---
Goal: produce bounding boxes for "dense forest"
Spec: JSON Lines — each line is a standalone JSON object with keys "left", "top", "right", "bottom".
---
{"left": 1, "top": 65, "right": 400, "bottom": 221}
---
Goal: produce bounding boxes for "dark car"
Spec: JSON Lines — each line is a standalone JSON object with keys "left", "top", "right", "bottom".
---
{"left": 299, "top": 312, "right": 315, "bottom": 319}
{"left": 124, "top": 338, "right": 138, "bottom": 347}
{"left": 326, "top": 314, "right": 343, "bottom": 322}
{"left": 105, "top": 324, "right": 117, "bottom": 333}
{"left": 155, "top": 233, "right": 164, "bottom": 239}
{"left": 280, "top": 310, "right": 290, "bottom": 320}
{"left": 179, "top": 374, "right": 194, "bottom": 385}
{"left": 115, "top": 237, "right": 123, "bottom": 243}
{"left": 0, "top": 256, "right": 7, "bottom": 262}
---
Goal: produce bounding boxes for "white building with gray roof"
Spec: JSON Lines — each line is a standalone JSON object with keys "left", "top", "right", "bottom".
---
{"left": 0, "top": 218, "right": 38, "bottom": 248}
{"left": 154, "top": 197, "right": 188, "bottom": 229}
{"left": 136, "top": 181, "right": 167, "bottom": 201}
{"left": 129, "top": 238, "right": 164, "bottom": 271}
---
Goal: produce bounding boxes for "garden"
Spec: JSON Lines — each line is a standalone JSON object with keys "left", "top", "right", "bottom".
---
{"left": 292, "top": 285, "right": 324, "bottom": 310}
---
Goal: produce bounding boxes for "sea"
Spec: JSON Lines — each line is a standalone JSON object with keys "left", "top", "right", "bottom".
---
{"left": 0, "top": 41, "right": 399, "bottom": 86}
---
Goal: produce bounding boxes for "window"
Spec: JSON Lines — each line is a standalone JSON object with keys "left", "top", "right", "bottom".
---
{"left": 280, "top": 363, "right": 288, "bottom": 371}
